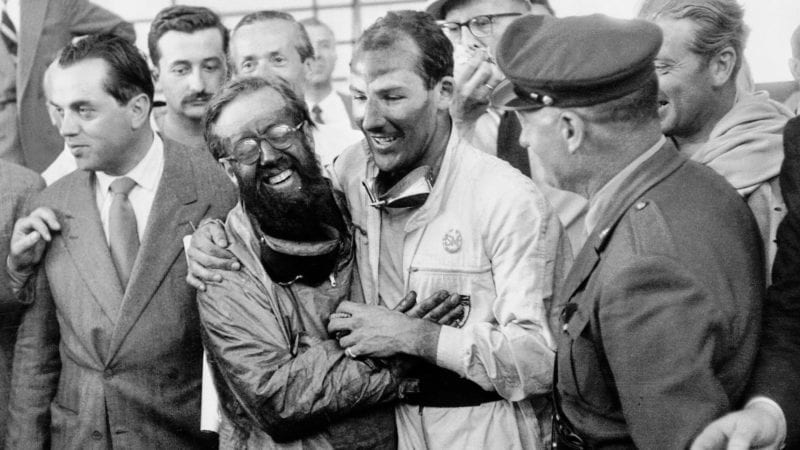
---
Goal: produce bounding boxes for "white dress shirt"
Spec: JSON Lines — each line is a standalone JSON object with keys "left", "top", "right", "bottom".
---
{"left": 306, "top": 91, "right": 362, "bottom": 167}
{"left": 94, "top": 133, "right": 164, "bottom": 243}
{"left": 5, "top": 0, "right": 19, "bottom": 31}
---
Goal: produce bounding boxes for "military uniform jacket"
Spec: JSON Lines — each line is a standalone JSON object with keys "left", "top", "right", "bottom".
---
{"left": 556, "top": 142, "right": 764, "bottom": 449}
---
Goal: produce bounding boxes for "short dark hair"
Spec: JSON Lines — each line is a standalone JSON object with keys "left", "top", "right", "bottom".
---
{"left": 576, "top": 75, "right": 660, "bottom": 127}
{"left": 204, "top": 76, "right": 313, "bottom": 160}
{"left": 233, "top": 11, "right": 314, "bottom": 62}
{"left": 148, "top": 5, "right": 229, "bottom": 68}
{"left": 354, "top": 10, "right": 453, "bottom": 89}
{"left": 59, "top": 34, "right": 154, "bottom": 107}
{"left": 640, "top": 0, "right": 747, "bottom": 77}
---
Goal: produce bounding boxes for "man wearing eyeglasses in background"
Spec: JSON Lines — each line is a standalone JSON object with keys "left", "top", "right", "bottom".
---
{"left": 426, "top": 0, "right": 588, "bottom": 254}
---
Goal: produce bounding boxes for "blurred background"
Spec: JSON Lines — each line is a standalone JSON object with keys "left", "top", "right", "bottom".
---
{"left": 93, "top": 0, "right": 800, "bottom": 89}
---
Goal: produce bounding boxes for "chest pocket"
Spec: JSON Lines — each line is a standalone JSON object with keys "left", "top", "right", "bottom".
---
{"left": 559, "top": 304, "right": 618, "bottom": 414}
{"left": 408, "top": 265, "right": 494, "bottom": 328}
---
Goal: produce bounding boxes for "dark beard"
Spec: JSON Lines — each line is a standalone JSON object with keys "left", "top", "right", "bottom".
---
{"left": 239, "top": 154, "right": 345, "bottom": 242}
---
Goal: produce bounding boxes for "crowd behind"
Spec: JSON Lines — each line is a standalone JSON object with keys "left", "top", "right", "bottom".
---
{"left": 0, "top": 0, "right": 798, "bottom": 448}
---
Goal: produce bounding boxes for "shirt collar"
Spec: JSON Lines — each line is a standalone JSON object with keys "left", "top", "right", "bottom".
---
{"left": 95, "top": 132, "right": 165, "bottom": 195}
{"left": 584, "top": 135, "right": 666, "bottom": 236}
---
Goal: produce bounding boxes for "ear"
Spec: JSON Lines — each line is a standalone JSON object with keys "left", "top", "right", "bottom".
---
{"left": 708, "top": 46, "right": 737, "bottom": 87}
{"left": 220, "top": 159, "right": 239, "bottom": 186}
{"left": 128, "top": 93, "right": 151, "bottom": 129}
{"left": 558, "top": 110, "right": 584, "bottom": 154}
{"left": 789, "top": 57, "right": 800, "bottom": 82}
{"left": 434, "top": 76, "right": 455, "bottom": 110}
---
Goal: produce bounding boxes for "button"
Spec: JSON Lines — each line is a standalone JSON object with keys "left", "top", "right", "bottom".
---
{"left": 599, "top": 228, "right": 610, "bottom": 240}
{"left": 635, "top": 201, "right": 648, "bottom": 210}
{"left": 92, "top": 430, "right": 103, "bottom": 440}
{"left": 562, "top": 324, "right": 568, "bottom": 333}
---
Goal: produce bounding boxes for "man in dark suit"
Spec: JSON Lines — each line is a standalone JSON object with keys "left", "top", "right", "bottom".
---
{"left": 5, "top": 34, "right": 235, "bottom": 449}
{"left": 0, "top": 0, "right": 134, "bottom": 171}
{"left": 0, "top": 161, "right": 43, "bottom": 446}
{"left": 492, "top": 14, "right": 764, "bottom": 448}
{"left": 691, "top": 119, "right": 800, "bottom": 450}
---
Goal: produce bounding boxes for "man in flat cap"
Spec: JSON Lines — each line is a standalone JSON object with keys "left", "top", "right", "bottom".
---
{"left": 492, "top": 14, "right": 764, "bottom": 448}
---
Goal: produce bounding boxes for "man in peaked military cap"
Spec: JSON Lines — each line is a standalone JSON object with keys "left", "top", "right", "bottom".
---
{"left": 492, "top": 14, "right": 765, "bottom": 448}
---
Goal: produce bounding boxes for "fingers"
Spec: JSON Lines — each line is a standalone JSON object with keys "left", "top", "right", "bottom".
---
{"left": 334, "top": 300, "right": 367, "bottom": 315}
{"left": 459, "top": 60, "right": 495, "bottom": 100}
{"left": 191, "top": 222, "right": 237, "bottom": 261}
{"left": 14, "top": 209, "right": 59, "bottom": 243}
{"left": 187, "top": 257, "right": 223, "bottom": 286}
{"left": 392, "top": 291, "right": 418, "bottom": 313}
{"left": 436, "top": 304, "right": 465, "bottom": 326}
{"left": 31, "top": 207, "right": 61, "bottom": 233}
{"left": 406, "top": 290, "right": 449, "bottom": 318}
{"left": 206, "top": 220, "right": 229, "bottom": 248}
{"left": 454, "top": 50, "right": 488, "bottom": 86}
{"left": 328, "top": 311, "right": 355, "bottom": 335}
{"left": 421, "top": 292, "right": 461, "bottom": 322}
{"left": 186, "top": 272, "right": 208, "bottom": 292}
{"left": 690, "top": 424, "right": 728, "bottom": 450}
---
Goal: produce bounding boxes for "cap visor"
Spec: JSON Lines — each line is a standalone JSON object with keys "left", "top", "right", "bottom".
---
{"left": 490, "top": 80, "right": 544, "bottom": 111}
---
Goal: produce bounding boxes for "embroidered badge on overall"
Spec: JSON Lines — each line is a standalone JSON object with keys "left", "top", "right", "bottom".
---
{"left": 442, "top": 229, "right": 462, "bottom": 253}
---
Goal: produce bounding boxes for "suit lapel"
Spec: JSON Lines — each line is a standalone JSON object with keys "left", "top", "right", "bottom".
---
{"left": 18, "top": 0, "right": 48, "bottom": 99}
{"left": 559, "top": 143, "right": 686, "bottom": 304}
{"left": 60, "top": 171, "right": 124, "bottom": 322}
{"left": 107, "top": 141, "right": 209, "bottom": 361}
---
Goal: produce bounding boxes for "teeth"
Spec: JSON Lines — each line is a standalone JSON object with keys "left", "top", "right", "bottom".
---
{"left": 268, "top": 169, "right": 292, "bottom": 185}
{"left": 372, "top": 136, "right": 397, "bottom": 145}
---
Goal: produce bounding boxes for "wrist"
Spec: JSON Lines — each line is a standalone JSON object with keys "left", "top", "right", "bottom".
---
{"left": 406, "top": 318, "right": 440, "bottom": 362}
{"left": 6, "top": 255, "right": 35, "bottom": 296}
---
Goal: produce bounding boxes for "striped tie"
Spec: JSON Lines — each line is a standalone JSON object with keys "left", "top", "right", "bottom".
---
{"left": 1, "top": 1, "right": 16, "bottom": 60}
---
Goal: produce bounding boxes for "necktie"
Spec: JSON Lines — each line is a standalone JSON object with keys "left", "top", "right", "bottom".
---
{"left": 108, "top": 177, "right": 139, "bottom": 290}
{"left": 311, "top": 104, "right": 325, "bottom": 125}
{"left": 497, "top": 112, "right": 531, "bottom": 177}
{"left": 0, "top": 1, "right": 16, "bottom": 59}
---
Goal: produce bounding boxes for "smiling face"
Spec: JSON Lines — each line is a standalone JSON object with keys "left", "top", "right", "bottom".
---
{"left": 50, "top": 58, "right": 143, "bottom": 175}
{"left": 155, "top": 28, "right": 227, "bottom": 121}
{"left": 213, "top": 86, "right": 319, "bottom": 197}
{"left": 350, "top": 37, "right": 451, "bottom": 176}
{"left": 230, "top": 20, "right": 310, "bottom": 95}
{"left": 653, "top": 18, "right": 719, "bottom": 141}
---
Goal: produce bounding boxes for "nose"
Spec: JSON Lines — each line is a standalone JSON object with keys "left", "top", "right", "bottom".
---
{"left": 360, "top": 97, "right": 385, "bottom": 131}
{"left": 188, "top": 67, "right": 205, "bottom": 92}
{"left": 59, "top": 111, "right": 79, "bottom": 137}
{"left": 257, "top": 139, "right": 284, "bottom": 166}
{"left": 461, "top": 29, "right": 485, "bottom": 51}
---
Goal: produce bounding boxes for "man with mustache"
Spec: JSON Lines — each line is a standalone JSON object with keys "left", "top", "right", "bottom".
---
{"left": 40, "top": 5, "right": 229, "bottom": 183}
{"left": 198, "top": 75, "right": 463, "bottom": 448}
{"left": 148, "top": 5, "right": 228, "bottom": 150}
